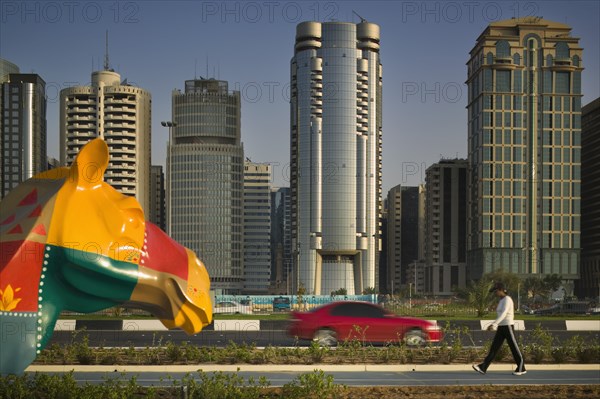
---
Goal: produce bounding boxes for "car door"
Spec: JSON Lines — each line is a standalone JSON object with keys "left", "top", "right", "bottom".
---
{"left": 354, "top": 303, "right": 401, "bottom": 342}
{"left": 328, "top": 303, "right": 384, "bottom": 342}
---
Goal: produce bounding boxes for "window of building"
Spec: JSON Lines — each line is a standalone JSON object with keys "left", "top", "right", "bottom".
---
{"left": 556, "top": 72, "right": 570, "bottom": 93}
{"left": 555, "top": 42, "right": 570, "bottom": 60}
{"left": 496, "top": 40, "right": 510, "bottom": 59}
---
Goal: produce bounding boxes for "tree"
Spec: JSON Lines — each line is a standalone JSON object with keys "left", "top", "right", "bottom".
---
{"left": 362, "top": 287, "right": 377, "bottom": 295}
{"left": 296, "top": 282, "right": 306, "bottom": 307}
{"left": 466, "top": 278, "right": 495, "bottom": 317}
{"left": 523, "top": 274, "right": 563, "bottom": 303}
{"left": 485, "top": 269, "right": 520, "bottom": 293}
{"left": 461, "top": 270, "right": 521, "bottom": 317}
{"left": 331, "top": 288, "right": 348, "bottom": 296}
{"left": 523, "top": 276, "right": 545, "bottom": 302}
{"left": 543, "top": 274, "right": 563, "bottom": 293}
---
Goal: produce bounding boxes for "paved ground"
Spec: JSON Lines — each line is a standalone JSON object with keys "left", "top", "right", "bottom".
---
{"left": 26, "top": 364, "right": 600, "bottom": 387}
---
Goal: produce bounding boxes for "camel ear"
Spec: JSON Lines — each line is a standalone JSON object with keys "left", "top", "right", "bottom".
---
{"left": 70, "top": 138, "right": 109, "bottom": 188}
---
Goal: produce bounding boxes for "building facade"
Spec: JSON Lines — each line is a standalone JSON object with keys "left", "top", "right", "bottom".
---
{"left": 425, "top": 160, "right": 468, "bottom": 295}
{"left": 386, "top": 185, "right": 425, "bottom": 294}
{"left": 271, "top": 187, "right": 292, "bottom": 294}
{"left": 466, "top": 18, "right": 582, "bottom": 291}
{"left": 290, "top": 21, "right": 383, "bottom": 295}
{"left": 149, "top": 165, "right": 165, "bottom": 231}
{"left": 59, "top": 70, "right": 151, "bottom": 212}
{"left": 1, "top": 71, "right": 47, "bottom": 199}
{"left": 243, "top": 162, "right": 272, "bottom": 294}
{"left": 169, "top": 78, "right": 243, "bottom": 294}
{"left": 580, "top": 97, "right": 600, "bottom": 299}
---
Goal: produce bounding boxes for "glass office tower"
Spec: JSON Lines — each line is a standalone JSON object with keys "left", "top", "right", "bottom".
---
{"left": 170, "top": 78, "right": 243, "bottom": 294}
{"left": 290, "top": 21, "right": 382, "bottom": 295}
{"left": 1, "top": 71, "right": 47, "bottom": 199}
{"left": 467, "top": 18, "right": 582, "bottom": 290}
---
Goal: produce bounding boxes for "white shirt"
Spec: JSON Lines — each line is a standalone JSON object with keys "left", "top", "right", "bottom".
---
{"left": 491, "top": 295, "right": 514, "bottom": 328}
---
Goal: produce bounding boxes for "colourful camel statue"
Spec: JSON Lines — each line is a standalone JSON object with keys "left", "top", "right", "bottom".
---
{"left": 0, "top": 138, "right": 212, "bottom": 375}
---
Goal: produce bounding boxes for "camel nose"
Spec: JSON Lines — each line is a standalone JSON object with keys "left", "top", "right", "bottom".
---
{"left": 160, "top": 249, "right": 212, "bottom": 334}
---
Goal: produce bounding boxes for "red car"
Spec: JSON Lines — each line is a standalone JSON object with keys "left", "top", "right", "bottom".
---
{"left": 288, "top": 301, "right": 442, "bottom": 346}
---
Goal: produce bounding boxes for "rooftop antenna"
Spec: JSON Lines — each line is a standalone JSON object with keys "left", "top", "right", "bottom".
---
{"left": 352, "top": 10, "right": 367, "bottom": 23}
{"left": 206, "top": 56, "right": 209, "bottom": 80}
{"left": 104, "top": 30, "right": 110, "bottom": 70}
{"left": 195, "top": 59, "right": 198, "bottom": 79}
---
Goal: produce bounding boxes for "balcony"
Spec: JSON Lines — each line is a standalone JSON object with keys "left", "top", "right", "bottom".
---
{"left": 550, "top": 59, "right": 577, "bottom": 72}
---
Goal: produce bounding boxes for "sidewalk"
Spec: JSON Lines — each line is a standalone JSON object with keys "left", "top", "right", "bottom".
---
{"left": 26, "top": 363, "right": 600, "bottom": 373}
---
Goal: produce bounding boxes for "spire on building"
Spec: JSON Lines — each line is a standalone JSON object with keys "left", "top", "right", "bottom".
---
{"left": 104, "top": 30, "right": 110, "bottom": 71}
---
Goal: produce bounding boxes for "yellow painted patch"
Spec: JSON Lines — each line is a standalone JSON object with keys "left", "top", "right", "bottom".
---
{"left": 0, "top": 284, "right": 22, "bottom": 311}
{"left": 45, "top": 139, "right": 145, "bottom": 263}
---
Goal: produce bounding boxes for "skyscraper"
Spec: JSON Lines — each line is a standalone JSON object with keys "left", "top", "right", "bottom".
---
{"left": 169, "top": 78, "right": 243, "bottom": 294}
{"left": 580, "top": 97, "right": 600, "bottom": 299}
{"left": 271, "top": 187, "right": 292, "bottom": 293}
{"left": 425, "top": 160, "right": 468, "bottom": 295}
{"left": 1, "top": 65, "right": 47, "bottom": 199}
{"left": 386, "top": 185, "right": 425, "bottom": 294}
{"left": 290, "top": 21, "right": 382, "bottom": 295}
{"left": 59, "top": 69, "right": 151, "bottom": 213}
{"left": 243, "top": 162, "right": 272, "bottom": 294}
{"left": 149, "top": 165, "right": 166, "bottom": 231}
{"left": 466, "top": 18, "right": 582, "bottom": 291}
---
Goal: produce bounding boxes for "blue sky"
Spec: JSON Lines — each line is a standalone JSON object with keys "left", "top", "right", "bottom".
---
{"left": 2, "top": 0, "right": 599, "bottom": 192}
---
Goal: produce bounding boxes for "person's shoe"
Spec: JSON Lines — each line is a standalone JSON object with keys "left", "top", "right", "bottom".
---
{"left": 472, "top": 364, "right": 486, "bottom": 375}
{"left": 513, "top": 370, "right": 527, "bottom": 376}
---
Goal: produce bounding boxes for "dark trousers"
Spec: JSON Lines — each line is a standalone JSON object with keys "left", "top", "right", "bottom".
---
{"left": 479, "top": 325, "right": 526, "bottom": 372}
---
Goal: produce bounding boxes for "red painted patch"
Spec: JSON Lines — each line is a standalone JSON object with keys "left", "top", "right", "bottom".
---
{"left": 32, "top": 224, "right": 47, "bottom": 236}
{"left": 0, "top": 240, "right": 45, "bottom": 311}
{"left": 18, "top": 189, "right": 38, "bottom": 206}
{"left": 28, "top": 205, "right": 43, "bottom": 218}
{"left": 1, "top": 215, "right": 15, "bottom": 226}
{"left": 8, "top": 225, "right": 23, "bottom": 235}
{"left": 140, "top": 223, "right": 189, "bottom": 280}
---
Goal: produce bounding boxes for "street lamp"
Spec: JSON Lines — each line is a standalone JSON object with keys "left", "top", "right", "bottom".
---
{"left": 517, "top": 282, "right": 521, "bottom": 313}
{"left": 413, "top": 261, "right": 417, "bottom": 296}
{"left": 161, "top": 121, "right": 177, "bottom": 235}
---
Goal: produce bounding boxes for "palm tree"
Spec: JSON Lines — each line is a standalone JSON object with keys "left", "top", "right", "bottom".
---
{"left": 467, "top": 278, "right": 495, "bottom": 317}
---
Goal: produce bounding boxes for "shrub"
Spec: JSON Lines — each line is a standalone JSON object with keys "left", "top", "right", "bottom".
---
{"left": 281, "top": 370, "right": 345, "bottom": 399}
{"left": 185, "top": 369, "right": 269, "bottom": 399}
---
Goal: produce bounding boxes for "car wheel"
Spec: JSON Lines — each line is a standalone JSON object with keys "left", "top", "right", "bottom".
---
{"left": 313, "top": 328, "right": 337, "bottom": 347}
{"left": 404, "top": 328, "right": 426, "bottom": 346}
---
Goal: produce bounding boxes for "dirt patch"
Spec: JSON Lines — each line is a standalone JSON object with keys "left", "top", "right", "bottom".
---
{"left": 264, "top": 385, "right": 599, "bottom": 399}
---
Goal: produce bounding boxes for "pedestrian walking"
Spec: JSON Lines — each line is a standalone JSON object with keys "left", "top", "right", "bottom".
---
{"left": 472, "top": 281, "right": 527, "bottom": 375}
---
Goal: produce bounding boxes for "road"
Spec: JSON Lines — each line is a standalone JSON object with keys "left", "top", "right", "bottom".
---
{"left": 48, "top": 329, "right": 600, "bottom": 348}
{"left": 25, "top": 366, "right": 600, "bottom": 387}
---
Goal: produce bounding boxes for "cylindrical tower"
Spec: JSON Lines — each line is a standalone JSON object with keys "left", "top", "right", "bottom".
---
{"left": 291, "top": 21, "right": 382, "bottom": 295}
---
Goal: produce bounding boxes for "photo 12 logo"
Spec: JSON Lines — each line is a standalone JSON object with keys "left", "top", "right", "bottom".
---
{"left": 401, "top": 81, "right": 463, "bottom": 104}
{"left": 200, "top": 1, "right": 340, "bottom": 24}
{"left": 399, "top": 1, "right": 541, "bottom": 24}
{"left": 1, "top": 1, "right": 140, "bottom": 24}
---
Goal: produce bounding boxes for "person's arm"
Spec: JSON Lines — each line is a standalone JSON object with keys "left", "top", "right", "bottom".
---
{"left": 491, "top": 297, "right": 511, "bottom": 328}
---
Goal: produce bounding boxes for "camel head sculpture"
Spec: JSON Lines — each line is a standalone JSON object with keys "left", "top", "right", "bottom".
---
{"left": 0, "top": 138, "right": 212, "bottom": 375}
